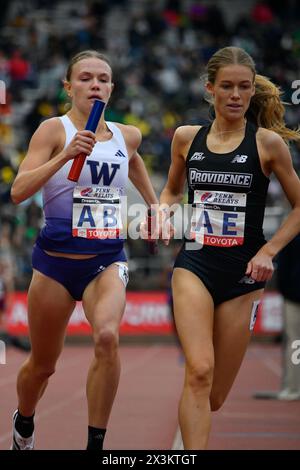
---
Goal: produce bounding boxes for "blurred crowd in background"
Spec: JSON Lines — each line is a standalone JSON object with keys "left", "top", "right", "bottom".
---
{"left": 1, "top": 0, "right": 300, "bottom": 292}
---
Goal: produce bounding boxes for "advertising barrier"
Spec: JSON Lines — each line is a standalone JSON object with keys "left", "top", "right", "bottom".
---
{"left": 6, "top": 291, "right": 283, "bottom": 337}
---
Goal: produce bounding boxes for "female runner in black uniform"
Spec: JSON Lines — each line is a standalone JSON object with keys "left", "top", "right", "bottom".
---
{"left": 158, "top": 46, "right": 300, "bottom": 449}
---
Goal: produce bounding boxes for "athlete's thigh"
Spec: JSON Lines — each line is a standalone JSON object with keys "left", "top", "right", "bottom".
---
{"left": 82, "top": 263, "right": 127, "bottom": 330}
{"left": 28, "top": 270, "right": 76, "bottom": 365}
{"left": 211, "top": 289, "right": 264, "bottom": 403}
{"left": 172, "top": 267, "right": 215, "bottom": 364}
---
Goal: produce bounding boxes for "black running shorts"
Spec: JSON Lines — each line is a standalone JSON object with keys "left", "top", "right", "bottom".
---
{"left": 173, "top": 242, "right": 265, "bottom": 305}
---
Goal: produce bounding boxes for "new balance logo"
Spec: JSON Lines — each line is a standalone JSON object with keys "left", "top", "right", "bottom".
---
{"left": 115, "top": 150, "right": 126, "bottom": 158}
{"left": 190, "top": 152, "right": 205, "bottom": 161}
{"left": 231, "top": 155, "right": 248, "bottom": 163}
{"left": 238, "top": 275, "right": 256, "bottom": 285}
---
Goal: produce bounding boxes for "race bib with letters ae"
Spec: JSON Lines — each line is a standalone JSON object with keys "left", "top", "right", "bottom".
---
{"left": 72, "top": 186, "right": 123, "bottom": 239}
{"left": 190, "top": 190, "right": 247, "bottom": 247}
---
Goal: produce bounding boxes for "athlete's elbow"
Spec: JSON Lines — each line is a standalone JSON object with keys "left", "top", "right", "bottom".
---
{"left": 10, "top": 192, "right": 21, "bottom": 205}
{"left": 10, "top": 184, "right": 25, "bottom": 205}
{"left": 10, "top": 185, "right": 18, "bottom": 204}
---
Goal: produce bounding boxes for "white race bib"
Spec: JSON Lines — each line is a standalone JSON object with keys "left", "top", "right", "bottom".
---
{"left": 190, "top": 190, "right": 247, "bottom": 247}
{"left": 72, "top": 186, "right": 123, "bottom": 239}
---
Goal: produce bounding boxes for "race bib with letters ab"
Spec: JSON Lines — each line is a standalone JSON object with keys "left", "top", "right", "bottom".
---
{"left": 72, "top": 186, "right": 123, "bottom": 239}
{"left": 190, "top": 190, "right": 247, "bottom": 247}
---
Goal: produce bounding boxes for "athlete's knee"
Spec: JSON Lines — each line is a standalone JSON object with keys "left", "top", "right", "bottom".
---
{"left": 29, "top": 361, "right": 56, "bottom": 380}
{"left": 186, "top": 360, "right": 214, "bottom": 392}
{"left": 93, "top": 326, "right": 119, "bottom": 357}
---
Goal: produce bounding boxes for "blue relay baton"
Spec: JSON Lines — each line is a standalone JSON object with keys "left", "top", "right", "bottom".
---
{"left": 68, "top": 99, "right": 105, "bottom": 182}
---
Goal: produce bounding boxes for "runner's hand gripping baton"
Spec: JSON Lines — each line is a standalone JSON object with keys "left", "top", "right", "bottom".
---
{"left": 67, "top": 99, "right": 106, "bottom": 182}
{"left": 147, "top": 208, "right": 158, "bottom": 255}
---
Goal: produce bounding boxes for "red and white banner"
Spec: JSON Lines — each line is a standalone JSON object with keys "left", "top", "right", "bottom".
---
{"left": 6, "top": 291, "right": 174, "bottom": 336}
{"left": 6, "top": 291, "right": 283, "bottom": 336}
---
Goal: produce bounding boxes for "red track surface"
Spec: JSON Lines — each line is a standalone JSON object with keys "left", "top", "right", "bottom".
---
{"left": 0, "top": 342, "right": 299, "bottom": 450}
